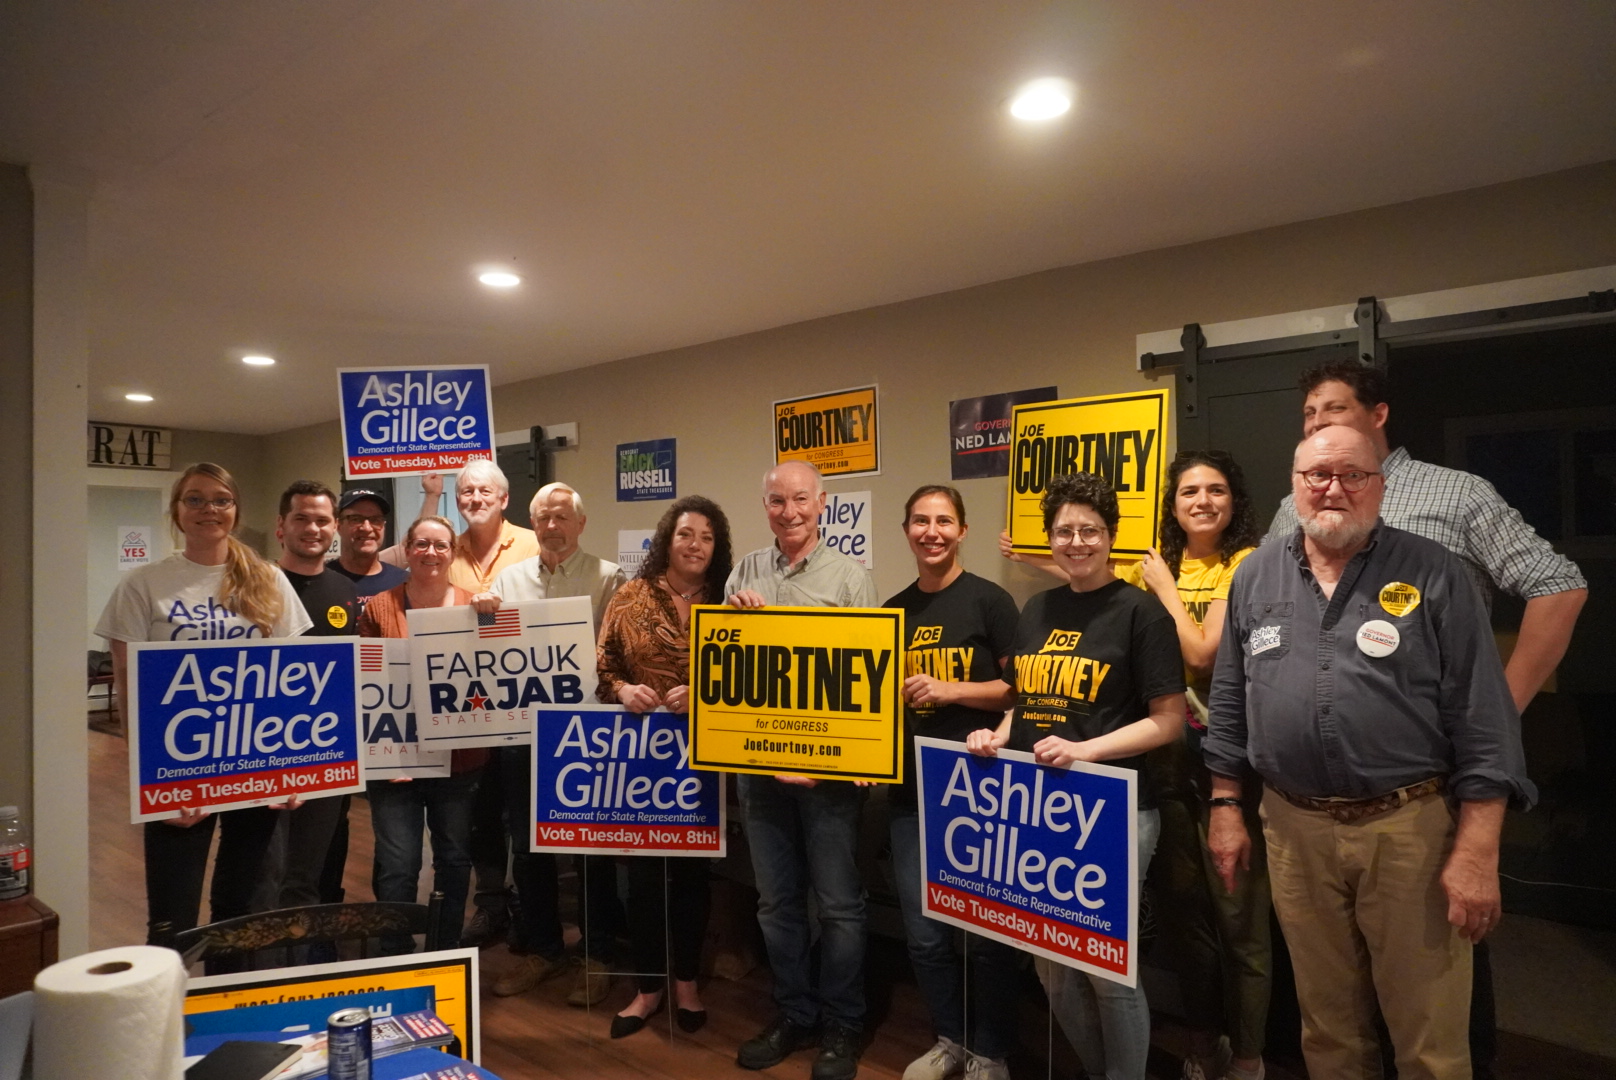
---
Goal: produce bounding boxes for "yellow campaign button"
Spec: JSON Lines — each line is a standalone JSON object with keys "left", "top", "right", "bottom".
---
{"left": 1379, "top": 582, "right": 1421, "bottom": 617}
{"left": 327, "top": 604, "right": 349, "bottom": 628}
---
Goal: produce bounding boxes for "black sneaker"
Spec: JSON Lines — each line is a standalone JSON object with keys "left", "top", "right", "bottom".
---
{"left": 812, "top": 1025, "right": 862, "bottom": 1080}
{"left": 460, "top": 905, "right": 510, "bottom": 949}
{"left": 736, "top": 1016, "right": 821, "bottom": 1070}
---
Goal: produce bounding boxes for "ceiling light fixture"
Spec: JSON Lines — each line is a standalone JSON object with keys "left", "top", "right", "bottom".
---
{"left": 242, "top": 355, "right": 275, "bottom": 366}
{"left": 1009, "top": 78, "right": 1075, "bottom": 122}
{"left": 125, "top": 392, "right": 154, "bottom": 402}
{"left": 478, "top": 271, "right": 521, "bottom": 288}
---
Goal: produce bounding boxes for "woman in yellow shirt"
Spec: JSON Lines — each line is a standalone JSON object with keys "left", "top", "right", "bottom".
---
{"left": 1125, "top": 450, "right": 1266, "bottom": 1080}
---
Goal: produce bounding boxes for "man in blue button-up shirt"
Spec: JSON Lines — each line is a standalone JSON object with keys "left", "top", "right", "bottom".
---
{"left": 1205, "top": 426, "right": 1534, "bottom": 1080}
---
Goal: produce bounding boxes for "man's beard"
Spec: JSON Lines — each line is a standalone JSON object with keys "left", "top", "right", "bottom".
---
{"left": 1299, "top": 507, "right": 1374, "bottom": 553}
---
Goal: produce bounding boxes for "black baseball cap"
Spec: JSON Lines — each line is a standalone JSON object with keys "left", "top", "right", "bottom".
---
{"left": 337, "top": 488, "right": 392, "bottom": 514}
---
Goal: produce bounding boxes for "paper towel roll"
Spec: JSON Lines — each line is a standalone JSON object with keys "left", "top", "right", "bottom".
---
{"left": 33, "top": 945, "right": 186, "bottom": 1080}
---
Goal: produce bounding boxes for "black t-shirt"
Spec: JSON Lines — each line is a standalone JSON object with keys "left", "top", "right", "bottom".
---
{"left": 282, "top": 568, "right": 360, "bottom": 636}
{"left": 1006, "top": 578, "right": 1184, "bottom": 808}
{"left": 326, "top": 559, "right": 408, "bottom": 604}
{"left": 884, "top": 571, "right": 1020, "bottom": 808}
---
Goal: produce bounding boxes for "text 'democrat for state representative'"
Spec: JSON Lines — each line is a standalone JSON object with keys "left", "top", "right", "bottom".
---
{"left": 688, "top": 605, "right": 905, "bottom": 782}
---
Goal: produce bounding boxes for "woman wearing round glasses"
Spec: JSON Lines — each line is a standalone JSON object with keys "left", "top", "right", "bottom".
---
{"left": 1122, "top": 450, "right": 1267, "bottom": 1080}
{"left": 97, "top": 462, "right": 313, "bottom": 948}
{"left": 967, "top": 472, "right": 1186, "bottom": 1080}
{"left": 358, "top": 515, "right": 486, "bottom": 952}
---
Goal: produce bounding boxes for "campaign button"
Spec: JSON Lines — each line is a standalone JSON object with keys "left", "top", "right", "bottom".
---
{"left": 1357, "top": 619, "right": 1400, "bottom": 658}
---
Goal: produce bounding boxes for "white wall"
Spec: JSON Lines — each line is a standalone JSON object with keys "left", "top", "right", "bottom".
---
{"left": 86, "top": 478, "right": 174, "bottom": 652}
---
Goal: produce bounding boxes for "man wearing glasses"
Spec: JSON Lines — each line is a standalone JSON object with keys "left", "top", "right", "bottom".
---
{"left": 328, "top": 488, "right": 408, "bottom": 604}
{"left": 1265, "top": 360, "right": 1585, "bottom": 1078}
{"left": 1206, "top": 425, "right": 1535, "bottom": 1080}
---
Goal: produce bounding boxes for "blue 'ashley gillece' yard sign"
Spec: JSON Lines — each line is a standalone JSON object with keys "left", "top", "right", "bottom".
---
{"left": 915, "top": 737, "right": 1140, "bottom": 986}
{"left": 337, "top": 365, "right": 496, "bottom": 479}
{"left": 530, "top": 706, "right": 724, "bottom": 857}
{"left": 129, "top": 638, "right": 364, "bottom": 822}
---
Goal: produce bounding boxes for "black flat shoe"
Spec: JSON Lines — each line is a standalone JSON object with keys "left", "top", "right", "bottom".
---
{"left": 675, "top": 1007, "right": 708, "bottom": 1033}
{"left": 610, "top": 998, "right": 664, "bottom": 1039}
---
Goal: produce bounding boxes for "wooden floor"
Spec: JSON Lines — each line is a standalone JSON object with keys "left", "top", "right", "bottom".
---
{"left": 94, "top": 724, "right": 1615, "bottom": 1080}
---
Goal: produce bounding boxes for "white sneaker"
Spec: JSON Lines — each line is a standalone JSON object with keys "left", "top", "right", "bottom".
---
{"left": 1224, "top": 1061, "right": 1265, "bottom": 1080}
{"left": 904, "top": 1037, "right": 966, "bottom": 1080}
{"left": 1182, "top": 1035, "right": 1233, "bottom": 1080}
{"left": 963, "top": 1051, "right": 1009, "bottom": 1080}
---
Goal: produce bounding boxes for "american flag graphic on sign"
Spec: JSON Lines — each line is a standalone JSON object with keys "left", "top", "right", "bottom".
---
{"left": 478, "top": 609, "right": 523, "bottom": 638}
{"left": 359, "top": 644, "right": 385, "bottom": 672}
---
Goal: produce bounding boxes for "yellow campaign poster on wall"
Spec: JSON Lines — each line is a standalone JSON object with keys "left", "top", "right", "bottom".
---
{"left": 1005, "top": 389, "right": 1169, "bottom": 560}
{"left": 773, "top": 384, "right": 880, "bottom": 478}
{"left": 688, "top": 605, "right": 904, "bottom": 781}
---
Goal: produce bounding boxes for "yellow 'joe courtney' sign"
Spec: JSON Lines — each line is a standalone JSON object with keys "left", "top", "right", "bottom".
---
{"left": 688, "top": 605, "right": 904, "bottom": 782}
{"left": 1005, "top": 389, "right": 1169, "bottom": 561}
{"left": 773, "top": 384, "right": 880, "bottom": 478}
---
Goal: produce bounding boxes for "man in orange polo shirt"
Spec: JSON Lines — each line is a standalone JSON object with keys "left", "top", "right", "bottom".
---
{"left": 446, "top": 459, "right": 539, "bottom": 593}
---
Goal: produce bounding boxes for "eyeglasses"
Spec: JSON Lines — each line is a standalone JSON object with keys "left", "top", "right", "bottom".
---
{"left": 1296, "top": 469, "right": 1380, "bottom": 493}
{"left": 340, "top": 513, "right": 387, "bottom": 528}
{"left": 409, "top": 539, "right": 453, "bottom": 554}
{"left": 181, "top": 496, "right": 236, "bottom": 511}
{"left": 1050, "top": 525, "right": 1107, "bottom": 547}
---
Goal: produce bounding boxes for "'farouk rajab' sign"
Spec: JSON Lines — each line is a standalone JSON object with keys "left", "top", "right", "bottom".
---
{"left": 128, "top": 638, "right": 364, "bottom": 822}
{"left": 530, "top": 706, "right": 725, "bottom": 856}
{"left": 360, "top": 639, "right": 450, "bottom": 780}
{"left": 337, "top": 365, "right": 497, "bottom": 479}
{"left": 687, "top": 605, "right": 904, "bottom": 782}
{"left": 408, "top": 596, "right": 597, "bottom": 750}
{"left": 1005, "top": 389, "right": 1168, "bottom": 561}
{"left": 915, "top": 738, "right": 1139, "bottom": 986}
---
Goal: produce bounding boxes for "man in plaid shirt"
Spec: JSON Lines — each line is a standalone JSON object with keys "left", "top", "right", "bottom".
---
{"left": 1265, "top": 358, "right": 1586, "bottom": 1079}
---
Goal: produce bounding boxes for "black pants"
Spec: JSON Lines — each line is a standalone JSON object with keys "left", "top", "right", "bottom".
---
{"left": 317, "top": 795, "right": 351, "bottom": 904}
{"left": 469, "top": 755, "right": 511, "bottom": 911}
{"left": 626, "top": 855, "right": 710, "bottom": 992}
{"left": 144, "top": 806, "right": 279, "bottom": 941}
{"left": 279, "top": 795, "right": 347, "bottom": 908}
{"left": 498, "top": 746, "right": 621, "bottom": 959}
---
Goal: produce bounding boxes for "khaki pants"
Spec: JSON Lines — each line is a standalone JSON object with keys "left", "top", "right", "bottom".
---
{"left": 1262, "top": 788, "right": 1472, "bottom": 1080}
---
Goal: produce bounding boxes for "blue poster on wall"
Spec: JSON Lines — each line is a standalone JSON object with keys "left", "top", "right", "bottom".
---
{"left": 337, "top": 365, "right": 496, "bottom": 480}
{"left": 616, "top": 438, "right": 677, "bottom": 501}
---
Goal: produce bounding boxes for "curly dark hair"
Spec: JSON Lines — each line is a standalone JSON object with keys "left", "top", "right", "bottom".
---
{"left": 1157, "top": 450, "right": 1260, "bottom": 577}
{"left": 637, "top": 495, "right": 733, "bottom": 601}
{"left": 1041, "top": 472, "right": 1118, "bottom": 537}
{"left": 1299, "top": 358, "right": 1386, "bottom": 408}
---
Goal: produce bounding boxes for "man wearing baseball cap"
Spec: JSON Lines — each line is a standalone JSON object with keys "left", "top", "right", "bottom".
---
{"left": 328, "top": 487, "right": 408, "bottom": 604}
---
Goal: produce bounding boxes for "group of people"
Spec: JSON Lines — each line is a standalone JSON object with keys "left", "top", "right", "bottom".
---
{"left": 95, "top": 356, "right": 1584, "bottom": 1080}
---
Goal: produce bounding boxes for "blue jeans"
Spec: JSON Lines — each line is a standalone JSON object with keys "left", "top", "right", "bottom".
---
{"left": 1035, "top": 808, "right": 1161, "bottom": 1080}
{"left": 890, "top": 808, "right": 1022, "bottom": 1061}
{"left": 738, "top": 775, "right": 868, "bottom": 1031}
{"left": 367, "top": 773, "right": 479, "bottom": 953}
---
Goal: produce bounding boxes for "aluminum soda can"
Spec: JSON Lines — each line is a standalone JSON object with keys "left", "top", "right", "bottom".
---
{"left": 327, "top": 1007, "right": 373, "bottom": 1080}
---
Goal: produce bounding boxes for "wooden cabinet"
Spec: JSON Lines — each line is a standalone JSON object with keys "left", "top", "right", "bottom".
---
{"left": 0, "top": 895, "right": 58, "bottom": 997}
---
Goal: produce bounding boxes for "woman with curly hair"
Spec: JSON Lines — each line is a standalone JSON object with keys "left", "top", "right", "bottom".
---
{"left": 1123, "top": 449, "right": 1268, "bottom": 1080}
{"left": 969, "top": 471, "right": 1186, "bottom": 1080}
{"left": 595, "top": 495, "right": 734, "bottom": 1038}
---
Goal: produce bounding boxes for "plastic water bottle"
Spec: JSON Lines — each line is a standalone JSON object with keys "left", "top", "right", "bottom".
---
{"left": 0, "top": 806, "right": 30, "bottom": 900}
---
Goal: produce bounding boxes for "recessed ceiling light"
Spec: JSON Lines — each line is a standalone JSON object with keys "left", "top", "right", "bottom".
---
{"left": 1009, "top": 78, "right": 1075, "bottom": 122}
{"left": 242, "top": 355, "right": 275, "bottom": 366}
{"left": 125, "top": 393, "right": 154, "bottom": 402}
{"left": 478, "top": 271, "right": 521, "bottom": 288}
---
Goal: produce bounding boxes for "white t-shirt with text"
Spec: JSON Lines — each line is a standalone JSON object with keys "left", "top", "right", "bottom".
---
{"left": 96, "top": 552, "right": 314, "bottom": 643}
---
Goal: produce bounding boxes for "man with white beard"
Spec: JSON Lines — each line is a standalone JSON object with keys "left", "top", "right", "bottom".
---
{"left": 1202, "top": 426, "right": 1535, "bottom": 1080}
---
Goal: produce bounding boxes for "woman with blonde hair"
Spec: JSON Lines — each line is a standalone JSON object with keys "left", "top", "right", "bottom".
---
{"left": 96, "top": 462, "right": 312, "bottom": 946}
